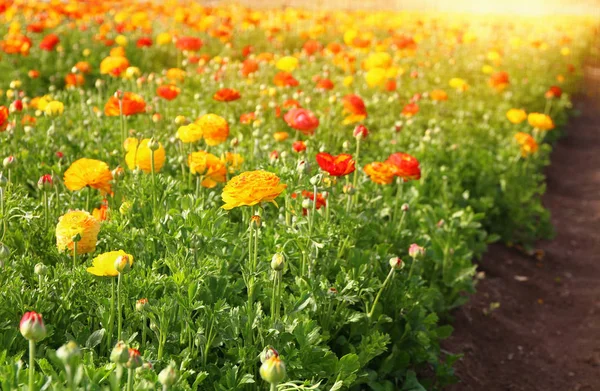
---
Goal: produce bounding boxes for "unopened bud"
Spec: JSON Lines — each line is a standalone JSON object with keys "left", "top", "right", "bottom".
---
{"left": 126, "top": 348, "right": 143, "bottom": 369}
{"left": 34, "top": 263, "right": 48, "bottom": 276}
{"left": 147, "top": 138, "right": 160, "bottom": 151}
{"left": 114, "top": 255, "right": 131, "bottom": 274}
{"left": 271, "top": 253, "right": 285, "bottom": 271}
{"left": 136, "top": 298, "right": 149, "bottom": 312}
{"left": 389, "top": 257, "right": 404, "bottom": 270}
{"left": 19, "top": 311, "right": 47, "bottom": 342}
{"left": 309, "top": 174, "right": 322, "bottom": 186}
{"left": 56, "top": 341, "right": 81, "bottom": 366}
{"left": 110, "top": 341, "right": 129, "bottom": 364}
{"left": 158, "top": 365, "right": 178, "bottom": 387}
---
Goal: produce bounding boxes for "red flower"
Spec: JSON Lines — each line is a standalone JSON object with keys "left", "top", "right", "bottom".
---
{"left": 136, "top": 37, "right": 153, "bottom": 48}
{"left": 39, "top": 34, "right": 60, "bottom": 51}
{"left": 156, "top": 84, "right": 181, "bottom": 100}
{"left": 175, "top": 36, "right": 203, "bottom": 51}
{"left": 38, "top": 174, "right": 53, "bottom": 189}
{"left": 104, "top": 92, "right": 146, "bottom": 116}
{"left": 282, "top": 99, "right": 301, "bottom": 109}
{"left": 291, "top": 190, "right": 327, "bottom": 214}
{"left": 545, "top": 85, "right": 562, "bottom": 99}
{"left": 386, "top": 152, "right": 421, "bottom": 181}
{"left": 241, "top": 59, "right": 259, "bottom": 77}
{"left": 292, "top": 140, "right": 306, "bottom": 153}
{"left": 213, "top": 88, "right": 241, "bottom": 102}
{"left": 274, "top": 71, "right": 299, "bottom": 87}
{"left": 240, "top": 112, "right": 256, "bottom": 124}
{"left": 342, "top": 94, "right": 367, "bottom": 116}
{"left": 316, "top": 78, "right": 334, "bottom": 90}
{"left": 402, "top": 103, "right": 419, "bottom": 117}
{"left": 65, "top": 73, "right": 84, "bottom": 87}
{"left": 303, "top": 40, "right": 322, "bottom": 55}
{"left": 19, "top": 311, "right": 46, "bottom": 342}
{"left": 242, "top": 45, "right": 253, "bottom": 57}
{"left": 489, "top": 71, "right": 510, "bottom": 89}
{"left": 12, "top": 100, "right": 23, "bottom": 112}
{"left": 284, "top": 108, "right": 319, "bottom": 135}
{"left": 0, "top": 106, "right": 9, "bottom": 131}
{"left": 385, "top": 79, "right": 397, "bottom": 92}
{"left": 353, "top": 124, "right": 369, "bottom": 139}
{"left": 315, "top": 152, "right": 355, "bottom": 176}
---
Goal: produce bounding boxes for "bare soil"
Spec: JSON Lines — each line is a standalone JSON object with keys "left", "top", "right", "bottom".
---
{"left": 442, "top": 64, "right": 600, "bottom": 390}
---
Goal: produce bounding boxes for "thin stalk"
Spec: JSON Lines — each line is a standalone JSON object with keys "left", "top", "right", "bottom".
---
{"left": 126, "top": 368, "right": 134, "bottom": 391}
{"left": 43, "top": 191, "right": 49, "bottom": 230}
{"left": 29, "top": 340, "right": 36, "bottom": 391}
{"left": 270, "top": 384, "right": 278, "bottom": 391}
{"left": 141, "top": 314, "right": 146, "bottom": 351}
{"left": 151, "top": 149, "right": 157, "bottom": 213}
{"left": 72, "top": 241, "right": 78, "bottom": 268}
{"left": 367, "top": 268, "right": 394, "bottom": 318}
{"left": 108, "top": 278, "right": 115, "bottom": 351}
{"left": 351, "top": 138, "right": 361, "bottom": 207}
{"left": 117, "top": 273, "right": 123, "bottom": 341}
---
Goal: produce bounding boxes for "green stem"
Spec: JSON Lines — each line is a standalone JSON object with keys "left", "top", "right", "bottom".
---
{"left": 407, "top": 258, "right": 417, "bottom": 280}
{"left": 29, "top": 340, "right": 36, "bottom": 391}
{"left": 117, "top": 273, "right": 123, "bottom": 341}
{"left": 126, "top": 367, "right": 134, "bottom": 391}
{"left": 141, "top": 314, "right": 146, "bottom": 351}
{"left": 109, "top": 278, "right": 115, "bottom": 351}
{"left": 72, "top": 241, "right": 78, "bottom": 268}
{"left": 351, "top": 138, "right": 361, "bottom": 207}
{"left": 151, "top": 149, "right": 157, "bottom": 214}
{"left": 86, "top": 186, "right": 91, "bottom": 211}
{"left": 43, "top": 191, "right": 49, "bottom": 230}
{"left": 367, "top": 268, "right": 394, "bottom": 318}
{"left": 393, "top": 179, "right": 404, "bottom": 232}
{"left": 270, "top": 383, "right": 278, "bottom": 391}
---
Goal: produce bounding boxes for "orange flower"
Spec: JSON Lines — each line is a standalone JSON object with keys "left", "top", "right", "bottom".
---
{"left": 39, "top": 33, "right": 60, "bottom": 51}
{"left": 74, "top": 61, "right": 91, "bottom": 74}
{"left": 316, "top": 153, "right": 355, "bottom": 177}
{"left": 240, "top": 112, "right": 256, "bottom": 124}
{"left": 166, "top": 68, "right": 186, "bottom": 82}
{"left": 124, "top": 138, "right": 166, "bottom": 173}
{"left": 213, "top": 88, "right": 241, "bottom": 102}
{"left": 175, "top": 36, "right": 203, "bottom": 51}
{"left": 224, "top": 152, "right": 244, "bottom": 173}
{"left": 92, "top": 199, "right": 109, "bottom": 222}
{"left": 489, "top": 71, "right": 509, "bottom": 91}
{"left": 241, "top": 59, "right": 259, "bottom": 77}
{"left": 1, "top": 34, "right": 32, "bottom": 56}
{"left": 188, "top": 151, "right": 227, "bottom": 188}
{"left": 386, "top": 153, "right": 421, "bottom": 181}
{"left": 363, "top": 162, "right": 398, "bottom": 185}
{"left": 402, "top": 103, "right": 419, "bottom": 117}
{"left": 316, "top": 78, "right": 334, "bottom": 90}
{"left": 64, "top": 158, "right": 113, "bottom": 194}
{"left": 527, "top": 113, "right": 554, "bottom": 131}
{"left": 273, "top": 131, "right": 289, "bottom": 142}
{"left": 56, "top": 210, "right": 101, "bottom": 254}
{"left": 0, "top": 106, "right": 9, "bottom": 131}
{"left": 156, "top": 84, "right": 180, "bottom": 101}
{"left": 221, "top": 170, "right": 287, "bottom": 210}
{"left": 430, "top": 89, "right": 448, "bottom": 101}
{"left": 274, "top": 72, "right": 299, "bottom": 87}
{"left": 65, "top": 73, "right": 84, "bottom": 87}
{"left": 342, "top": 94, "right": 367, "bottom": 117}
{"left": 284, "top": 108, "right": 319, "bottom": 136}
{"left": 514, "top": 132, "right": 538, "bottom": 157}
{"left": 100, "top": 55, "right": 130, "bottom": 77}
{"left": 195, "top": 114, "right": 229, "bottom": 146}
{"left": 104, "top": 92, "right": 146, "bottom": 116}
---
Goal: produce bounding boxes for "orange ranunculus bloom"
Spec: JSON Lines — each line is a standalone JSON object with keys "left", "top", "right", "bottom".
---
{"left": 1, "top": 34, "right": 32, "bottom": 55}
{"left": 316, "top": 153, "right": 355, "bottom": 177}
{"left": 430, "top": 89, "right": 448, "bottom": 101}
{"left": 195, "top": 114, "right": 229, "bottom": 146}
{"left": 175, "top": 36, "right": 203, "bottom": 51}
{"left": 316, "top": 78, "right": 334, "bottom": 90}
{"left": 213, "top": 88, "right": 241, "bottom": 102}
{"left": 156, "top": 84, "right": 180, "bottom": 100}
{"left": 303, "top": 39, "right": 322, "bottom": 55}
{"left": 65, "top": 73, "right": 84, "bottom": 87}
{"left": 363, "top": 162, "right": 398, "bottom": 185}
{"left": 224, "top": 152, "right": 244, "bottom": 174}
{"left": 241, "top": 58, "right": 259, "bottom": 77}
{"left": 386, "top": 153, "right": 421, "bottom": 181}
{"left": 514, "top": 132, "right": 538, "bottom": 157}
{"left": 64, "top": 158, "right": 113, "bottom": 194}
{"left": 284, "top": 108, "right": 319, "bottom": 136}
{"left": 104, "top": 92, "right": 146, "bottom": 116}
{"left": 166, "top": 68, "right": 186, "bottom": 82}
{"left": 39, "top": 33, "right": 59, "bottom": 51}
{"left": 56, "top": 210, "right": 101, "bottom": 254}
{"left": 488, "top": 71, "right": 509, "bottom": 91}
{"left": 124, "top": 138, "right": 166, "bottom": 173}
{"left": 100, "top": 55, "right": 130, "bottom": 77}
{"left": 188, "top": 151, "right": 227, "bottom": 188}
{"left": 342, "top": 94, "right": 367, "bottom": 124}
{"left": 240, "top": 112, "right": 256, "bottom": 124}
{"left": 402, "top": 103, "right": 419, "bottom": 117}
{"left": 273, "top": 131, "right": 289, "bottom": 142}
{"left": 506, "top": 109, "right": 527, "bottom": 124}
{"left": 527, "top": 113, "right": 554, "bottom": 131}
{"left": 221, "top": 170, "right": 287, "bottom": 210}
{"left": 0, "top": 106, "right": 9, "bottom": 131}
{"left": 74, "top": 61, "right": 91, "bottom": 73}
{"left": 92, "top": 199, "right": 109, "bottom": 222}
{"left": 274, "top": 72, "right": 299, "bottom": 87}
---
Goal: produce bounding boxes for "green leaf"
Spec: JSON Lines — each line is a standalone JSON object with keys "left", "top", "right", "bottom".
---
{"left": 85, "top": 329, "right": 106, "bottom": 349}
{"left": 401, "top": 371, "right": 427, "bottom": 391}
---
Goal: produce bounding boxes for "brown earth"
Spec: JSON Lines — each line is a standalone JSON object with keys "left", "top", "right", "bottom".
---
{"left": 442, "top": 63, "right": 600, "bottom": 390}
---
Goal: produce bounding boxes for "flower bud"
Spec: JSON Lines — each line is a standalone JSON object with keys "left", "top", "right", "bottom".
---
{"left": 309, "top": 174, "right": 322, "bottom": 186}
{"left": 301, "top": 198, "right": 312, "bottom": 209}
{"left": 110, "top": 341, "right": 129, "bottom": 364}
{"left": 19, "top": 311, "right": 47, "bottom": 342}
{"left": 72, "top": 233, "right": 82, "bottom": 243}
{"left": 136, "top": 298, "right": 149, "bottom": 312}
{"left": 126, "top": 348, "right": 143, "bottom": 369}
{"left": 389, "top": 257, "right": 404, "bottom": 270}
{"left": 327, "top": 287, "right": 338, "bottom": 296}
{"left": 408, "top": 243, "right": 426, "bottom": 258}
{"left": 269, "top": 151, "right": 279, "bottom": 163}
{"left": 342, "top": 140, "right": 350, "bottom": 151}
{"left": 401, "top": 203, "right": 409, "bottom": 212}
{"left": 174, "top": 115, "right": 186, "bottom": 125}
{"left": 342, "top": 184, "right": 355, "bottom": 195}
{"left": 353, "top": 124, "right": 369, "bottom": 139}
{"left": 114, "top": 255, "right": 132, "bottom": 274}
{"left": 34, "top": 263, "right": 48, "bottom": 276}
{"left": 147, "top": 138, "right": 160, "bottom": 151}
{"left": 56, "top": 341, "right": 81, "bottom": 366}
{"left": 3, "top": 156, "right": 16, "bottom": 168}
{"left": 158, "top": 365, "right": 178, "bottom": 387}
{"left": 259, "top": 350, "right": 286, "bottom": 385}
{"left": 37, "top": 174, "right": 53, "bottom": 190}
{"left": 271, "top": 253, "right": 285, "bottom": 271}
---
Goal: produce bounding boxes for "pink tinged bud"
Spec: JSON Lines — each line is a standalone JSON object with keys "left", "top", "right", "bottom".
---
{"left": 408, "top": 243, "right": 426, "bottom": 258}
{"left": 389, "top": 257, "right": 404, "bottom": 270}
{"left": 3, "top": 156, "right": 16, "bottom": 168}
{"left": 126, "top": 348, "right": 143, "bottom": 369}
{"left": 114, "top": 90, "right": 123, "bottom": 99}
{"left": 353, "top": 124, "right": 369, "bottom": 139}
{"left": 38, "top": 174, "right": 53, "bottom": 190}
{"left": 19, "top": 311, "right": 47, "bottom": 342}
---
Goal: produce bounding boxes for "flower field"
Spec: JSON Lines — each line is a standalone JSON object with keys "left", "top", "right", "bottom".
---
{"left": 0, "top": 1, "right": 596, "bottom": 390}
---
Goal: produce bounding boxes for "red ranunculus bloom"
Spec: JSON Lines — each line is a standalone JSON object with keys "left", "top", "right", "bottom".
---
{"left": 402, "top": 103, "right": 419, "bottom": 117}
{"left": 39, "top": 33, "right": 59, "bottom": 51}
{"left": 284, "top": 108, "right": 319, "bottom": 135}
{"left": 545, "top": 85, "right": 562, "bottom": 99}
{"left": 240, "top": 112, "right": 256, "bottom": 124}
{"left": 136, "top": 37, "right": 153, "bottom": 48}
{"left": 0, "top": 106, "right": 9, "bottom": 131}
{"left": 175, "top": 36, "right": 203, "bottom": 51}
{"left": 342, "top": 94, "right": 367, "bottom": 116}
{"left": 315, "top": 152, "right": 355, "bottom": 176}
{"left": 292, "top": 140, "right": 306, "bottom": 152}
{"left": 274, "top": 71, "right": 299, "bottom": 87}
{"left": 386, "top": 152, "right": 421, "bottom": 181}
{"left": 291, "top": 190, "right": 327, "bottom": 214}
{"left": 316, "top": 78, "right": 334, "bottom": 90}
{"left": 156, "top": 84, "right": 181, "bottom": 100}
{"left": 213, "top": 88, "right": 241, "bottom": 102}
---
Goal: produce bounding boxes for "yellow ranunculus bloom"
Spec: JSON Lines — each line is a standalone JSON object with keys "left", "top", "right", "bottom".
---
{"left": 195, "top": 114, "right": 229, "bottom": 146}
{"left": 276, "top": 56, "right": 299, "bottom": 72}
{"left": 44, "top": 100, "right": 64, "bottom": 116}
{"left": 365, "top": 67, "right": 387, "bottom": 88}
{"left": 528, "top": 113, "right": 554, "bottom": 131}
{"left": 56, "top": 210, "right": 101, "bottom": 255}
{"left": 221, "top": 170, "right": 287, "bottom": 210}
{"left": 87, "top": 250, "right": 134, "bottom": 277}
{"left": 177, "top": 123, "right": 203, "bottom": 143}
{"left": 156, "top": 32, "right": 172, "bottom": 46}
{"left": 124, "top": 138, "right": 166, "bottom": 173}
{"left": 115, "top": 35, "right": 128, "bottom": 47}
{"left": 506, "top": 109, "right": 527, "bottom": 124}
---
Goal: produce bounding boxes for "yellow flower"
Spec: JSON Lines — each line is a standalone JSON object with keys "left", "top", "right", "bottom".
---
{"left": 56, "top": 210, "right": 101, "bottom": 254}
{"left": 123, "top": 67, "right": 140, "bottom": 80}
{"left": 506, "top": 109, "right": 527, "bottom": 124}
{"left": 223, "top": 152, "right": 244, "bottom": 173}
{"left": 343, "top": 76, "right": 354, "bottom": 87}
{"left": 561, "top": 47, "right": 570, "bottom": 56}
{"left": 124, "top": 138, "right": 166, "bottom": 173}
{"left": 221, "top": 170, "right": 287, "bottom": 210}
{"left": 64, "top": 158, "right": 113, "bottom": 194}
{"left": 362, "top": 52, "right": 392, "bottom": 71}
{"left": 156, "top": 32, "right": 172, "bottom": 46}
{"left": 195, "top": 114, "right": 229, "bottom": 146}
{"left": 449, "top": 78, "right": 469, "bottom": 91}
{"left": 481, "top": 64, "right": 494, "bottom": 75}
{"left": 87, "top": 250, "right": 134, "bottom": 277}
{"left": 177, "top": 123, "right": 203, "bottom": 143}
{"left": 166, "top": 68, "right": 186, "bottom": 83}
{"left": 44, "top": 101, "right": 64, "bottom": 116}
{"left": 514, "top": 132, "right": 538, "bottom": 157}
{"left": 276, "top": 56, "right": 299, "bottom": 72}
{"left": 115, "top": 35, "right": 128, "bottom": 47}
{"left": 273, "top": 132, "right": 289, "bottom": 142}
{"left": 363, "top": 162, "right": 398, "bottom": 185}
{"left": 188, "top": 151, "right": 227, "bottom": 188}
{"left": 365, "top": 68, "right": 387, "bottom": 88}
{"left": 527, "top": 112, "right": 554, "bottom": 131}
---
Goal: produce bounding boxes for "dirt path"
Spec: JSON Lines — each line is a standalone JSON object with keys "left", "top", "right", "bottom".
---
{"left": 442, "top": 63, "right": 600, "bottom": 391}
